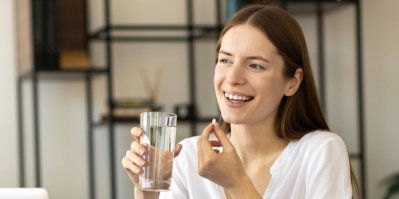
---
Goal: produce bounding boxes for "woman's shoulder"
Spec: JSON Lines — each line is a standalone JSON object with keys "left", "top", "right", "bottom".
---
{"left": 280, "top": 131, "right": 353, "bottom": 197}
{"left": 297, "top": 130, "right": 349, "bottom": 157}
{"left": 283, "top": 130, "right": 350, "bottom": 173}
{"left": 299, "top": 130, "right": 346, "bottom": 146}
{"left": 292, "top": 130, "right": 348, "bottom": 157}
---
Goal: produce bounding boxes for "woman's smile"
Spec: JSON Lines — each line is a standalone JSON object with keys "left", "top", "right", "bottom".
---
{"left": 224, "top": 91, "right": 254, "bottom": 102}
{"left": 223, "top": 91, "right": 255, "bottom": 108}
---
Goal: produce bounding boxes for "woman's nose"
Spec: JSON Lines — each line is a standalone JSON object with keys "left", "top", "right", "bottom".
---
{"left": 225, "top": 64, "right": 245, "bottom": 85}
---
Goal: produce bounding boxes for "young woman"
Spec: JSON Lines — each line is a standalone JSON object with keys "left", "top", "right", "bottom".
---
{"left": 122, "top": 4, "right": 358, "bottom": 199}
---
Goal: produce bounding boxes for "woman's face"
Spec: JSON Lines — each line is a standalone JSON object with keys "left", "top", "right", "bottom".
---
{"left": 214, "top": 24, "right": 291, "bottom": 126}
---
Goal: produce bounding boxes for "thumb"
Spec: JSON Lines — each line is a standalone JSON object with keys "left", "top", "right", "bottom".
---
{"left": 212, "top": 119, "right": 233, "bottom": 148}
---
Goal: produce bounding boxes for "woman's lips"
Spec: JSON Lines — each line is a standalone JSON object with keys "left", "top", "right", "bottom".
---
{"left": 224, "top": 91, "right": 254, "bottom": 102}
{"left": 223, "top": 91, "right": 254, "bottom": 108}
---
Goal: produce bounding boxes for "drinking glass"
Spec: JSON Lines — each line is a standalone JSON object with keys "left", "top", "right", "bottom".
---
{"left": 139, "top": 112, "right": 177, "bottom": 191}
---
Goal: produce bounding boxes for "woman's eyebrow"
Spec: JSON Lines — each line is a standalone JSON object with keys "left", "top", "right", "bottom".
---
{"left": 219, "top": 50, "right": 233, "bottom": 56}
{"left": 219, "top": 50, "right": 271, "bottom": 63}
{"left": 247, "top": 55, "right": 271, "bottom": 63}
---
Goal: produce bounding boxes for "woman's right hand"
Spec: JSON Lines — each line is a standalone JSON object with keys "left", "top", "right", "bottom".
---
{"left": 121, "top": 127, "right": 182, "bottom": 198}
{"left": 122, "top": 127, "right": 148, "bottom": 185}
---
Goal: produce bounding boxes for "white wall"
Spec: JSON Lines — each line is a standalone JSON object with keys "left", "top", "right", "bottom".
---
{"left": 1, "top": 0, "right": 399, "bottom": 199}
{"left": 0, "top": 0, "right": 18, "bottom": 187}
{"left": 363, "top": 0, "right": 399, "bottom": 198}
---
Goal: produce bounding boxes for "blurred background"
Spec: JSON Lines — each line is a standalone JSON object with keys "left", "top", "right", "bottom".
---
{"left": 1, "top": 0, "right": 398, "bottom": 199}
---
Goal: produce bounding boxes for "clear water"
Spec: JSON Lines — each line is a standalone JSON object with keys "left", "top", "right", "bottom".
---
{"left": 139, "top": 126, "right": 176, "bottom": 191}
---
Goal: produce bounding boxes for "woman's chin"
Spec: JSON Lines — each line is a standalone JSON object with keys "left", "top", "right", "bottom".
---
{"left": 220, "top": 115, "right": 243, "bottom": 124}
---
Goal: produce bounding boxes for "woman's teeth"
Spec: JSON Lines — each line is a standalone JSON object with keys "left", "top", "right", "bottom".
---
{"left": 224, "top": 92, "right": 253, "bottom": 102}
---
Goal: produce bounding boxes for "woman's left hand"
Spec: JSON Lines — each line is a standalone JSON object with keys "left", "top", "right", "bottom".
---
{"left": 197, "top": 121, "right": 256, "bottom": 197}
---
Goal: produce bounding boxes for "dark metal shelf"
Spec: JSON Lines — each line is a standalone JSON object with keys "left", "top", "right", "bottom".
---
{"left": 18, "top": 67, "right": 108, "bottom": 80}
{"left": 349, "top": 152, "right": 363, "bottom": 159}
{"left": 279, "top": 0, "right": 358, "bottom": 14}
{"left": 89, "top": 24, "right": 222, "bottom": 42}
{"left": 93, "top": 116, "right": 215, "bottom": 127}
{"left": 282, "top": 0, "right": 357, "bottom": 2}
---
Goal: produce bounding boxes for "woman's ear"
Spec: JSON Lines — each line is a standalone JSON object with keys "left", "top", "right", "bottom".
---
{"left": 285, "top": 68, "right": 303, "bottom": 96}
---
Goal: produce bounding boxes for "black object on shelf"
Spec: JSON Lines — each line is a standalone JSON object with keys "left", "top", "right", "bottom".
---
{"left": 174, "top": 103, "right": 197, "bottom": 120}
{"left": 32, "top": 0, "right": 60, "bottom": 70}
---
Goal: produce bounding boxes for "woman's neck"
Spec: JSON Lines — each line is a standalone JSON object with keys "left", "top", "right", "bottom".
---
{"left": 229, "top": 122, "right": 288, "bottom": 164}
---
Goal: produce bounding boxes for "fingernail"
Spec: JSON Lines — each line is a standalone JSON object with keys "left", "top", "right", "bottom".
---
{"left": 212, "top": 118, "right": 217, "bottom": 124}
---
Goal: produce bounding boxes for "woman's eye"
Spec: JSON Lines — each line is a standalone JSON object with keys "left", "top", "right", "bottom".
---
{"left": 219, "top": 58, "right": 229, "bottom": 64}
{"left": 249, "top": 64, "right": 265, "bottom": 70}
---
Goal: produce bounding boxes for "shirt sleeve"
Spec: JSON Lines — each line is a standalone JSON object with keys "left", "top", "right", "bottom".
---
{"left": 305, "top": 134, "right": 353, "bottom": 199}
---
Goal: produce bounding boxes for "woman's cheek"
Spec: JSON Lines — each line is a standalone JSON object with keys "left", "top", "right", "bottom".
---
{"left": 214, "top": 65, "right": 224, "bottom": 85}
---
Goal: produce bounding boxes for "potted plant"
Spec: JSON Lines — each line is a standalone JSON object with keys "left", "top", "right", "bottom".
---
{"left": 382, "top": 172, "right": 399, "bottom": 199}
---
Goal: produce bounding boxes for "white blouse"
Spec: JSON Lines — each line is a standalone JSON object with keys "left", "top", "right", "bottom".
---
{"left": 159, "top": 130, "right": 352, "bottom": 199}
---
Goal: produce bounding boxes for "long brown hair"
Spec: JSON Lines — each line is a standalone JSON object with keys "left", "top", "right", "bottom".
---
{"left": 216, "top": 4, "right": 359, "bottom": 197}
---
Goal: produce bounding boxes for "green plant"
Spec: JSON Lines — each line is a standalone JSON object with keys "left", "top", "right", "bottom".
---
{"left": 382, "top": 172, "right": 399, "bottom": 199}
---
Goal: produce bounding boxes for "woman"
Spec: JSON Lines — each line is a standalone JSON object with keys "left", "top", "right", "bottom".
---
{"left": 122, "top": 4, "right": 358, "bottom": 199}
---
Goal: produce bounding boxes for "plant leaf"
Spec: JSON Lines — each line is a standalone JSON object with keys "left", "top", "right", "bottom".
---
{"left": 384, "top": 182, "right": 399, "bottom": 198}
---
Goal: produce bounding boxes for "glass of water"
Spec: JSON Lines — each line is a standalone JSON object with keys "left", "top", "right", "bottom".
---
{"left": 139, "top": 112, "right": 177, "bottom": 191}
